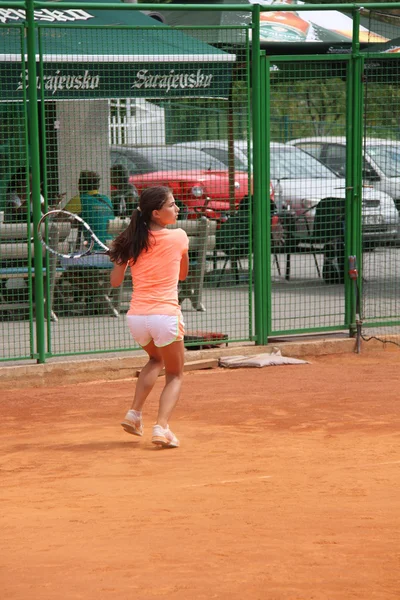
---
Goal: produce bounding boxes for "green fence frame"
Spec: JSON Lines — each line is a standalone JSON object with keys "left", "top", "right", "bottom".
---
{"left": 264, "top": 53, "right": 359, "bottom": 338}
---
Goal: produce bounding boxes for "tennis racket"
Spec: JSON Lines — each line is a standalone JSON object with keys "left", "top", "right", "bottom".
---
{"left": 37, "top": 209, "right": 110, "bottom": 259}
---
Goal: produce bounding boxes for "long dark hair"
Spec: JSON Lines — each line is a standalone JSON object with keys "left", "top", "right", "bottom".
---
{"left": 109, "top": 186, "right": 171, "bottom": 265}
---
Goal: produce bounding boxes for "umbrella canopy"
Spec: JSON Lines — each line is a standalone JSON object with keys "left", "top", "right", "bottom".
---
{"left": 158, "top": 0, "right": 400, "bottom": 54}
{"left": 0, "top": 0, "right": 236, "bottom": 101}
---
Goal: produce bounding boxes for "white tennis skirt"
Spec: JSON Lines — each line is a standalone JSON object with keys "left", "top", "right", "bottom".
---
{"left": 126, "top": 313, "right": 185, "bottom": 348}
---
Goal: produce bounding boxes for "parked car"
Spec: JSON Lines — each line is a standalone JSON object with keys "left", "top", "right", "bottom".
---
{"left": 178, "top": 140, "right": 399, "bottom": 245}
{"left": 287, "top": 137, "right": 400, "bottom": 214}
{"left": 110, "top": 145, "right": 251, "bottom": 221}
{"left": 173, "top": 138, "right": 275, "bottom": 210}
{"left": 174, "top": 140, "right": 250, "bottom": 172}
{"left": 272, "top": 143, "right": 399, "bottom": 246}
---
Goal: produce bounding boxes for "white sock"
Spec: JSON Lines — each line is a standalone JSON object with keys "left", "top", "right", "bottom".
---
{"left": 154, "top": 423, "right": 168, "bottom": 431}
{"left": 127, "top": 409, "right": 142, "bottom": 420}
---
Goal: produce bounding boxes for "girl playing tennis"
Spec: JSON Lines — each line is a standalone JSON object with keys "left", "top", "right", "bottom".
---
{"left": 109, "top": 186, "right": 189, "bottom": 448}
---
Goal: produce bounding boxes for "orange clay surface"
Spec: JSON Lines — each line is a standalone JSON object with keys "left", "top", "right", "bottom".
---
{"left": 1, "top": 351, "right": 400, "bottom": 600}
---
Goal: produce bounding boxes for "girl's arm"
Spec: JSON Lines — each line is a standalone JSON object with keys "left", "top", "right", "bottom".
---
{"left": 110, "top": 262, "right": 128, "bottom": 287}
{"left": 179, "top": 251, "right": 189, "bottom": 281}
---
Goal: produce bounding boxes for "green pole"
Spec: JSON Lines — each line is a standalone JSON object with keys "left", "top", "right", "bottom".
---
{"left": 345, "top": 56, "right": 354, "bottom": 332}
{"left": 252, "top": 3, "right": 267, "bottom": 345}
{"left": 261, "top": 53, "right": 272, "bottom": 341}
{"left": 245, "top": 31, "right": 254, "bottom": 341}
{"left": 17, "top": 29, "right": 36, "bottom": 356}
{"left": 350, "top": 8, "right": 364, "bottom": 338}
{"left": 26, "top": 0, "right": 46, "bottom": 363}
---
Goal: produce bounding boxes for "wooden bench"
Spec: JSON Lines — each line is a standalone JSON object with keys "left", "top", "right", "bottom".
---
{"left": 0, "top": 221, "right": 71, "bottom": 320}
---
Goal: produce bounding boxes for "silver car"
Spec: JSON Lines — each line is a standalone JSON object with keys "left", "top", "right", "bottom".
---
{"left": 174, "top": 140, "right": 249, "bottom": 171}
{"left": 176, "top": 140, "right": 399, "bottom": 244}
{"left": 287, "top": 136, "right": 400, "bottom": 214}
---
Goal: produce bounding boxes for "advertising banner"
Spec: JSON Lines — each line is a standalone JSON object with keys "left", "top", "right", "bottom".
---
{"left": 249, "top": 0, "right": 387, "bottom": 44}
{"left": 1, "top": 62, "right": 232, "bottom": 101}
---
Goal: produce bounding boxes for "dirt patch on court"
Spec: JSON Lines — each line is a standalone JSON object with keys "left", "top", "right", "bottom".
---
{"left": 1, "top": 351, "right": 399, "bottom": 599}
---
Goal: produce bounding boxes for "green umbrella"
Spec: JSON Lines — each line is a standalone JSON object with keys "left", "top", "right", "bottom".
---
{"left": 0, "top": 0, "right": 236, "bottom": 100}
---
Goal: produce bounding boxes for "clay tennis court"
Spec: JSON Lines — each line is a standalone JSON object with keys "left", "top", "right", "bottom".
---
{"left": 1, "top": 349, "right": 399, "bottom": 599}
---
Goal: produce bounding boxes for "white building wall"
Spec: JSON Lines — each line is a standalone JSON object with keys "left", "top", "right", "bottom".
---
{"left": 56, "top": 100, "right": 110, "bottom": 204}
{"left": 109, "top": 99, "right": 165, "bottom": 146}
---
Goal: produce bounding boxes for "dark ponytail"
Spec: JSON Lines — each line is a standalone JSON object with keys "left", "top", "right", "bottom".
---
{"left": 109, "top": 186, "right": 171, "bottom": 265}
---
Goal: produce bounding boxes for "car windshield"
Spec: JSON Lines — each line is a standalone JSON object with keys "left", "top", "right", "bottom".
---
{"left": 367, "top": 145, "right": 400, "bottom": 177}
{"left": 200, "top": 147, "right": 248, "bottom": 171}
{"left": 270, "top": 149, "right": 337, "bottom": 179}
{"left": 236, "top": 144, "right": 249, "bottom": 159}
{"left": 138, "top": 147, "right": 228, "bottom": 171}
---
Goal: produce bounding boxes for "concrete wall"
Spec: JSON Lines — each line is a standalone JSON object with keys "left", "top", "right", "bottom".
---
{"left": 56, "top": 100, "right": 110, "bottom": 205}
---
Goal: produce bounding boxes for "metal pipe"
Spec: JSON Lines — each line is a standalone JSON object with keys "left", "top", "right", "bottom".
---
{"left": 3, "top": 2, "right": 400, "bottom": 12}
{"left": 345, "top": 57, "right": 354, "bottom": 333}
{"left": 26, "top": 0, "right": 46, "bottom": 363}
{"left": 30, "top": 2, "right": 400, "bottom": 11}
{"left": 350, "top": 8, "right": 365, "bottom": 349}
{"left": 251, "top": 3, "right": 267, "bottom": 346}
{"left": 261, "top": 52, "right": 272, "bottom": 343}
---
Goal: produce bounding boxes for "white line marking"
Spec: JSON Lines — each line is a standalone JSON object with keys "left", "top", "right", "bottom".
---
{"left": 359, "top": 460, "right": 400, "bottom": 467}
{"left": 183, "top": 475, "right": 272, "bottom": 488}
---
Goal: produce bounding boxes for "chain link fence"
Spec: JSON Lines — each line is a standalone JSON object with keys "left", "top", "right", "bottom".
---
{"left": 1, "top": 2, "right": 400, "bottom": 362}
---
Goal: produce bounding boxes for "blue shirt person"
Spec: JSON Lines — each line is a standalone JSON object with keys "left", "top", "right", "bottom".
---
{"left": 64, "top": 171, "right": 115, "bottom": 267}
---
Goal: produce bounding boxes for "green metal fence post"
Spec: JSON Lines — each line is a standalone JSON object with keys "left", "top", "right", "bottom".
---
{"left": 349, "top": 7, "right": 364, "bottom": 338}
{"left": 261, "top": 53, "right": 272, "bottom": 340}
{"left": 251, "top": 3, "right": 267, "bottom": 345}
{"left": 345, "top": 56, "right": 354, "bottom": 331}
{"left": 26, "top": 0, "right": 46, "bottom": 363}
{"left": 245, "top": 31, "right": 254, "bottom": 342}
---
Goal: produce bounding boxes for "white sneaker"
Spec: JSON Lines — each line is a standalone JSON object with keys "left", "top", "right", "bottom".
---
{"left": 121, "top": 411, "right": 143, "bottom": 436}
{"left": 152, "top": 424, "right": 180, "bottom": 448}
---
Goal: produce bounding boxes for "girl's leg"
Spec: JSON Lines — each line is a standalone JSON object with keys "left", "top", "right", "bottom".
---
{"left": 121, "top": 341, "right": 163, "bottom": 436}
{"left": 131, "top": 341, "right": 164, "bottom": 411}
{"left": 156, "top": 340, "right": 185, "bottom": 428}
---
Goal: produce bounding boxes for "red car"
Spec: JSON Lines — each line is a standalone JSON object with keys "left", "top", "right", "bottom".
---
{"left": 110, "top": 145, "right": 254, "bottom": 220}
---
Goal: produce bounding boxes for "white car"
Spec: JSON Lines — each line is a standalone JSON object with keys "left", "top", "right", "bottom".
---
{"left": 176, "top": 140, "right": 399, "bottom": 245}
{"left": 287, "top": 136, "right": 400, "bottom": 214}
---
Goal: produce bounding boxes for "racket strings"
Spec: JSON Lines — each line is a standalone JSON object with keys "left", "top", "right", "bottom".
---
{"left": 38, "top": 211, "right": 96, "bottom": 259}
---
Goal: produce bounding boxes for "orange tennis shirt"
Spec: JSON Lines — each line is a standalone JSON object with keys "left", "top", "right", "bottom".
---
{"left": 127, "top": 228, "right": 189, "bottom": 316}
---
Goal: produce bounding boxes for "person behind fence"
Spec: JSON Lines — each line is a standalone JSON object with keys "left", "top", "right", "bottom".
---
{"left": 110, "top": 164, "right": 139, "bottom": 218}
{"left": 73, "top": 170, "right": 115, "bottom": 266}
{"left": 2, "top": 168, "right": 46, "bottom": 303}
{"left": 4, "top": 167, "right": 45, "bottom": 224}
{"left": 59, "top": 171, "right": 115, "bottom": 316}
{"left": 63, "top": 179, "right": 83, "bottom": 217}
{"left": 109, "top": 186, "right": 189, "bottom": 449}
